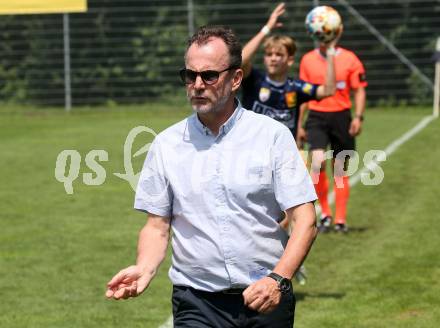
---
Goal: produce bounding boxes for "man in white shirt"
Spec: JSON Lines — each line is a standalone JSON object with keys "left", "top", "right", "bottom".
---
{"left": 106, "top": 25, "right": 317, "bottom": 328}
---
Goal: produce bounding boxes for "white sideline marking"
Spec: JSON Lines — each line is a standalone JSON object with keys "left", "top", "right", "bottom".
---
{"left": 157, "top": 115, "right": 436, "bottom": 328}
{"left": 158, "top": 315, "right": 173, "bottom": 328}
{"left": 317, "top": 114, "right": 436, "bottom": 213}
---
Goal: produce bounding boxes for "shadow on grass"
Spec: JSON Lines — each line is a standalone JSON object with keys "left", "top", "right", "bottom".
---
{"left": 295, "top": 291, "right": 345, "bottom": 302}
{"left": 347, "top": 226, "right": 369, "bottom": 233}
{"left": 319, "top": 226, "right": 369, "bottom": 235}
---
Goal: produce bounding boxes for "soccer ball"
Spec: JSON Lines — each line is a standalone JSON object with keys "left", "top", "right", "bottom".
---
{"left": 305, "top": 6, "right": 342, "bottom": 43}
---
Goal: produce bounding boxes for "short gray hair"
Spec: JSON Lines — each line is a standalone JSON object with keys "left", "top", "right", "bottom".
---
{"left": 186, "top": 25, "right": 242, "bottom": 68}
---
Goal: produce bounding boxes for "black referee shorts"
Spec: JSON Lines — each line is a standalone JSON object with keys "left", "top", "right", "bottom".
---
{"left": 305, "top": 109, "right": 355, "bottom": 157}
{"left": 172, "top": 285, "right": 295, "bottom": 328}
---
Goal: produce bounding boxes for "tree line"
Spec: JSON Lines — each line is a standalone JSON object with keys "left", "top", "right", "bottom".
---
{"left": 0, "top": 0, "right": 437, "bottom": 106}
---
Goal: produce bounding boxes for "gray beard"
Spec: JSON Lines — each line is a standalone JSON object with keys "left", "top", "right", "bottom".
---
{"left": 190, "top": 94, "right": 230, "bottom": 115}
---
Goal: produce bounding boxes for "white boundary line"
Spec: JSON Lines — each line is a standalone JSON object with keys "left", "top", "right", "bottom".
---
{"left": 158, "top": 316, "right": 173, "bottom": 328}
{"left": 350, "top": 115, "right": 435, "bottom": 185}
{"left": 317, "top": 115, "right": 436, "bottom": 213}
{"left": 157, "top": 114, "right": 436, "bottom": 328}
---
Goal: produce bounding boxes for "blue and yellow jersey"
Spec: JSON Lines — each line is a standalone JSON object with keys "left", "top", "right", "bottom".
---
{"left": 241, "top": 68, "right": 318, "bottom": 138}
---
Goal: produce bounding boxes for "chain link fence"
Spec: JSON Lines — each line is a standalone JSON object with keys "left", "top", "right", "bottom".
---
{"left": 0, "top": 0, "right": 438, "bottom": 108}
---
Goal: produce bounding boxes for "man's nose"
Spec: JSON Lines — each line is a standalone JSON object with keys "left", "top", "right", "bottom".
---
{"left": 194, "top": 75, "right": 205, "bottom": 89}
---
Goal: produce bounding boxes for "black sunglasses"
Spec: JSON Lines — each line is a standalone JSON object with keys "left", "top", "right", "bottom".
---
{"left": 179, "top": 66, "right": 238, "bottom": 85}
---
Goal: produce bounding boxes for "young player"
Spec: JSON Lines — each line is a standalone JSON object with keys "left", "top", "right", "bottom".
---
{"left": 241, "top": 2, "right": 337, "bottom": 146}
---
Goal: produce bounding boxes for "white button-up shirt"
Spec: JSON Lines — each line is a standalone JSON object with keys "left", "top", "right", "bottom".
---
{"left": 135, "top": 100, "right": 316, "bottom": 292}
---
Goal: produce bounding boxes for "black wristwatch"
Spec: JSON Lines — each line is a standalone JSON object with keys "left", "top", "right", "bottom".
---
{"left": 267, "top": 272, "right": 291, "bottom": 294}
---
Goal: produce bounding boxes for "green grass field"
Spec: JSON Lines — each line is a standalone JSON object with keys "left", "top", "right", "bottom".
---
{"left": 0, "top": 104, "right": 439, "bottom": 327}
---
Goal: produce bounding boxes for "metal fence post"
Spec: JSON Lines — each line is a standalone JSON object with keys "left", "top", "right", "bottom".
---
{"left": 63, "top": 13, "right": 72, "bottom": 111}
{"left": 434, "top": 37, "right": 440, "bottom": 117}
{"left": 187, "top": 0, "right": 194, "bottom": 37}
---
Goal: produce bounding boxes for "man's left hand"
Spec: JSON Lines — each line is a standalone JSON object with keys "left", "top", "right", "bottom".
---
{"left": 242, "top": 277, "right": 281, "bottom": 313}
{"left": 349, "top": 117, "right": 362, "bottom": 136}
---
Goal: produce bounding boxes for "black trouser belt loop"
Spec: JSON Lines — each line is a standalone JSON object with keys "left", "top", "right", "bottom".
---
{"left": 220, "top": 288, "right": 246, "bottom": 295}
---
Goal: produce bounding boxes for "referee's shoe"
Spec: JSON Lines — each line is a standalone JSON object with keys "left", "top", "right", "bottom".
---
{"left": 334, "top": 223, "right": 349, "bottom": 233}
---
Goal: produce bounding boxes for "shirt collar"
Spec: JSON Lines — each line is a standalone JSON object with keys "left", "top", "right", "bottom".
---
{"left": 265, "top": 76, "right": 287, "bottom": 87}
{"left": 315, "top": 47, "right": 340, "bottom": 59}
{"left": 192, "top": 98, "right": 244, "bottom": 136}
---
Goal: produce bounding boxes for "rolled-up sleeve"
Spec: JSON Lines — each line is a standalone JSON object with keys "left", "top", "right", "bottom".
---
{"left": 134, "top": 137, "right": 173, "bottom": 217}
{"left": 272, "top": 128, "right": 317, "bottom": 210}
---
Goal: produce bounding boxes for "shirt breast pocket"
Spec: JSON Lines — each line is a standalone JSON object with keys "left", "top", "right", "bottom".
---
{"left": 247, "top": 165, "right": 272, "bottom": 186}
{"left": 222, "top": 149, "right": 273, "bottom": 200}
{"left": 227, "top": 164, "right": 273, "bottom": 201}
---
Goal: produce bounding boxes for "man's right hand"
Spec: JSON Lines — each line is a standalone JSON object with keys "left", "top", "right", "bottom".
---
{"left": 266, "top": 3, "right": 286, "bottom": 31}
{"left": 105, "top": 265, "right": 152, "bottom": 300}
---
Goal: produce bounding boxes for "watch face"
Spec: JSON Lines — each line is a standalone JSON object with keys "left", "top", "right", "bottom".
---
{"left": 279, "top": 278, "right": 291, "bottom": 293}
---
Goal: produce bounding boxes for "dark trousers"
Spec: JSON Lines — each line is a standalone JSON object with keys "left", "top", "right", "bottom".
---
{"left": 172, "top": 286, "right": 295, "bottom": 328}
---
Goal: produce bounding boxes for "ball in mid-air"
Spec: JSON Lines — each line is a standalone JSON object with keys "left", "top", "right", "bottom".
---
{"left": 305, "top": 6, "right": 342, "bottom": 43}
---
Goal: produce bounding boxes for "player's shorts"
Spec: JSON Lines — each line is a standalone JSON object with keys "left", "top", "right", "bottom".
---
{"left": 305, "top": 109, "right": 355, "bottom": 157}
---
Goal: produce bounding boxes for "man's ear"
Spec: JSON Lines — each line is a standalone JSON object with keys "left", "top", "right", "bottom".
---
{"left": 287, "top": 56, "right": 295, "bottom": 67}
{"left": 231, "top": 68, "right": 244, "bottom": 92}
